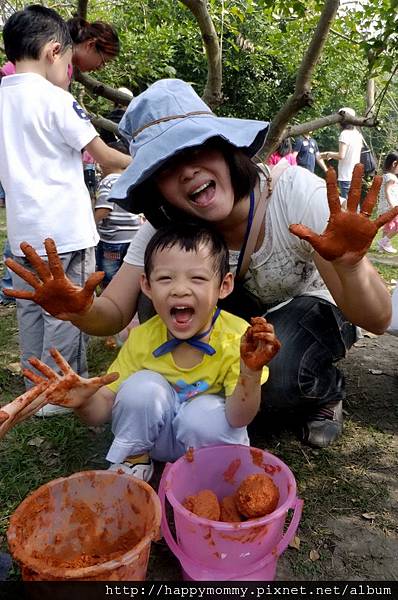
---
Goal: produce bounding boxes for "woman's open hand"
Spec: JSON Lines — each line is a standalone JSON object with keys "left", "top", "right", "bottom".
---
{"left": 240, "top": 316, "right": 281, "bottom": 371}
{"left": 289, "top": 164, "right": 398, "bottom": 264}
{"left": 4, "top": 238, "right": 104, "bottom": 319}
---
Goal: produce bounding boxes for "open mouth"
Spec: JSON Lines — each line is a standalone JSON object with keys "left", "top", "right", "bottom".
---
{"left": 170, "top": 306, "right": 195, "bottom": 325}
{"left": 188, "top": 181, "right": 216, "bottom": 207}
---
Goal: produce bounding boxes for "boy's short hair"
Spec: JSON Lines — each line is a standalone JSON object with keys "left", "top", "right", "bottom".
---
{"left": 3, "top": 4, "right": 72, "bottom": 64}
{"left": 144, "top": 223, "right": 230, "bottom": 283}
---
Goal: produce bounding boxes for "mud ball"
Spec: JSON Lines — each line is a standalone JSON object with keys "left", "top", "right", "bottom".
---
{"left": 183, "top": 489, "right": 220, "bottom": 521}
{"left": 220, "top": 495, "right": 242, "bottom": 523}
{"left": 235, "top": 473, "right": 279, "bottom": 518}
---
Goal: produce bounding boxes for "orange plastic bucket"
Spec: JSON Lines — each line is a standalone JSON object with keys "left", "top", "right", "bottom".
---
{"left": 7, "top": 470, "right": 161, "bottom": 581}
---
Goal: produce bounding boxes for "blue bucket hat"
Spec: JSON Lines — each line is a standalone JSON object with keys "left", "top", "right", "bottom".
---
{"left": 110, "top": 79, "right": 269, "bottom": 213}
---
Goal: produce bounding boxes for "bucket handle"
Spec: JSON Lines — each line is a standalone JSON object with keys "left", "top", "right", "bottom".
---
{"left": 159, "top": 463, "right": 304, "bottom": 580}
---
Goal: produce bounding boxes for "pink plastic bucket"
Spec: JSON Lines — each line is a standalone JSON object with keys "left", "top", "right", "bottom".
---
{"left": 159, "top": 444, "right": 303, "bottom": 581}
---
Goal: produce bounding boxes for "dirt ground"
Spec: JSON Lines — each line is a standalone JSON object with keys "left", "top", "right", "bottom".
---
{"left": 146, "top": 332, "right": 398, "bottom": 581}
{"left": 276, "top": 332, "right": 398, "bottom": 581}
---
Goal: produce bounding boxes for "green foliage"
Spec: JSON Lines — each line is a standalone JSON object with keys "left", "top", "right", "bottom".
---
{"left": 2, "top": 0, "right": 398, "bottom": 157}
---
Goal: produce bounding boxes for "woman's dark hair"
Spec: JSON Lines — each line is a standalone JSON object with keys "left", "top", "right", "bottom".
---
{"left": 133, "top": 138, "right": 259, "bottom": 228}
{"left": 340, "top": 123, "right": 355, "bottom": 131}
{"left": 3, "top": 4, "right": 72, "bottom": 63}
{"left": 383, "top": 151, "right": 398, "bottom": 172}
{"left": 67, "top": 17, "right": 119, "bottom": 58}
{"left": 144, "top": 223, "right": 230, "bottom": 283}
{"left": 277, "top": 138, "right": 292, "bottom": 157}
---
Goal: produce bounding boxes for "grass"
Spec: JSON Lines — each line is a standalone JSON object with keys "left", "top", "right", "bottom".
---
{"left": 0, "top": 206, "right": 397, "bottom": 581}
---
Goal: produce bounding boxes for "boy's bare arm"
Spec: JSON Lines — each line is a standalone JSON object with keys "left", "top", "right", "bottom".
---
{"left": 85, "top": 136, "right": 131, "bottom": 171}
{"left": 225, "top": 317, "right": 281, "bottom": 428}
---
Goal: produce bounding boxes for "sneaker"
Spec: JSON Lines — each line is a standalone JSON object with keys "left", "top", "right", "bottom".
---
{"left": 108, "top": 458, "right": 154, "bottom": 482}
{"left": 301, "top": 400, "right": 343, "bottom": 448}
{"left": 0, "top": 294, "right": 15, "bottom": 307}
{"left": 377, "top": 240, "right": 397, "bottom": 254}
{"left": 35, "top": 404, "right": 73, "bottom": 417}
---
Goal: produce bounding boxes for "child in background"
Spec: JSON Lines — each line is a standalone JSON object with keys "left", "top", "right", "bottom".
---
{"left": 20, "top": 224, "right": 281, "bottom": 481}
{"left": 95, "top": 140, "right": 143, "bottom": 347}
{"left": 267, "top": 138, "right": 297, "bottom": 167}
{"left": 377, "top": 151, "right": 398, "bottom": 254}
{"left": 95, "top": 140, "right": 144, "bottom": 289}
{"left": 0, "top": 5, "right": 130, "bottom": 415}
{"left": 82, "top": 150, "right": 97, "bottom": 202}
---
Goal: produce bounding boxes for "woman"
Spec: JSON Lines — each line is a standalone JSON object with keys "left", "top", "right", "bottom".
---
{"left": 321, "top": 107, "right": 362, "bottom": 199}
{"left": 267, "top": 138, "right": 297, "bottom": 166}
{"left": 0, "top": 16, "right": 119, "bottom": 79}
{"left": 5, "top": 80, "right": 397, "bottom": 448}
{"left": 67, "top": 16, "right": 119, "bottom": 73}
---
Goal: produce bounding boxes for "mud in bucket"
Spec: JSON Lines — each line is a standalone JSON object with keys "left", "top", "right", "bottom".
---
{"left": 159, "top": 444, "right": 303, "bottom": 581}
{"left": 7, "top": 470, "right": 161, "bottom": 581}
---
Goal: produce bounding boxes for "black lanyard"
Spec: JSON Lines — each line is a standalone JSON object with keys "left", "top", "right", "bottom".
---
{"left": 235, "top": 189, "right": 255, "bottom": 279}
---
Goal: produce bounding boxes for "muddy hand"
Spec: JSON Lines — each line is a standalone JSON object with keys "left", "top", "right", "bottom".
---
{"left": 0, "top": 381, "right": 48, "bottom": 440}
{"left": 23, "top": 348, "right": 118, "bottom": 410}
{"left": 4, "top": 238, "right": 104, "bottom": 318}
{"left": 240, "top": 316, "right": 281, "bottom": 371}
{"left": 289, "top": 164, "right": 398, "bottom": 263}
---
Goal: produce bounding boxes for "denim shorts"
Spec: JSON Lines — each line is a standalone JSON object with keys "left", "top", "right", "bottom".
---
{"left": 338, "top": 180, "right": 350, "bottom": 199}
{"left": 96, "top": 241, "right": 130, "bottom": 287}
{"left": 262, "top": 296, "right": 357, "bottom": 413}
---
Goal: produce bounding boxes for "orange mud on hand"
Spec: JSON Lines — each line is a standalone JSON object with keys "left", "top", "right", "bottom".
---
{"left": 234, "top": 473, "right": 279, "bottom": 518}
{"left": 183, "top": 490, "right": 221, "bottom": 521}
{"left": 185, "top": 447, "right": 194, "bottom": 462}
{"left": 0, "top": 410, "right": 9, "bottom": 424}
{"left": 0, "top": 381, "right": 49, "bottom": 440}
{"left": 25, "top": 348, "right": 119, "bottom": 410}
{"left": 4, "top": 238, "right": 104, "bottom": 318}
{"left": 289, "top": 164, "right": 398, "bottom": 263}
{"left": 240, "top": 316, "right": 281, "bottom": 371}
{"left": 220, "top": 495, "right": 243, "bottom": 523}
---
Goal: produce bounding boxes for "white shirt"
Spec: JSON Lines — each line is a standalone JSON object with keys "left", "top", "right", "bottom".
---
{"left": 0, "top": 73, "right": 99, "bottom": 256}
{"left": 378, "top": 172, "right": 398, "bottom": 216}
{"left": 338, "top": 128, "right": 362, "bottom": 182}
{"left": 124, "top": 166, "right": 334, "bottom": 310}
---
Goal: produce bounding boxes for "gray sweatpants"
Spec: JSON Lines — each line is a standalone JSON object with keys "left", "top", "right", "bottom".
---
{"left": 12, "top": 247, "right": 95, "bottom": 388}
{"left": 106, "top": 370, "right": 249, "bottom": 464}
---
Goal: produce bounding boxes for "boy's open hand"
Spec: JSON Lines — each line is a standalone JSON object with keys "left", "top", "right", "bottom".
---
{"left": 23, "top": 348, "right": 119, "bottom": 411}
{"left": 289, "top": 164, "right": 398, "bottom": 264}
{"left": 0, "top": 349, "right": 118, "bottom": 440}
{"left": 4, "top": 238, "right": 104, "bottom": 319}
{"left": 240, "top": 316, "right": 281, "bottom": 371}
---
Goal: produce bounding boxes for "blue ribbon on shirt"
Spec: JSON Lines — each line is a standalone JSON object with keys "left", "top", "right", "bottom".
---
{"left": 152, "top": 308, "right": 221, "bottom": 358}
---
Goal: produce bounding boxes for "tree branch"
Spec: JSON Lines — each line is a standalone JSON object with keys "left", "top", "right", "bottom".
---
{"left": 77, "top": 0, "right": 88, "bottom": 20}
{"left": 287, "top": 112, "right": 377, "bottom": 138}
{"left": 179, "top": 0, "right": 222, "bottom": 109}
{"left": 74, "top": 70, "right": 133, "bottom": 105}
{"left": 91, "top": 115, "right": 119, "bottom": 135}
{"left": 261, "top": 0, "right": 340, "bottom": 158}
{"left": 366, "top": 79, "right": 375, "bottom": 116}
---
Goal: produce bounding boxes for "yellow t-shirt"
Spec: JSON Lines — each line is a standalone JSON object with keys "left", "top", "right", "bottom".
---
{"left": 107, "top": 310, "right": 269, "bottom": 401}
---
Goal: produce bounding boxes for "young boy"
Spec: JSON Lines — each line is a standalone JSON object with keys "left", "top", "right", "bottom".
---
{"left": 18, "top": 224, "right": 281, "bottom": 481}
{"left": 0, "top": 5, "right": 130, "bottom": 414}
{"left": 95, "top": 140, "right": 144, "bottom": 289}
